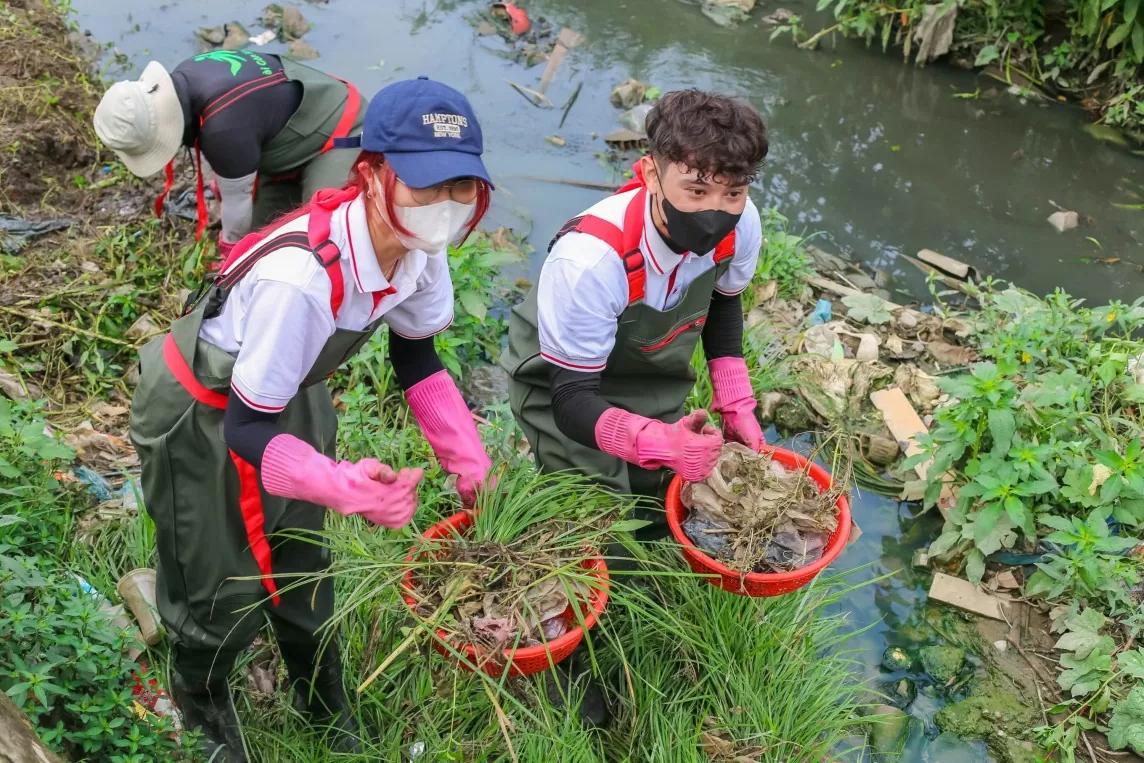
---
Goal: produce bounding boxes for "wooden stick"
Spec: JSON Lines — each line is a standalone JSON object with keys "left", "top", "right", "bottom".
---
{"left": 505, "top": 80, "right": 553, "bottom": 108}
{"left": 558, "top": 81, "right": 582, "bottom": 128}
{"left": 1080, "top": 731, "right": 1097, "bottom": 763}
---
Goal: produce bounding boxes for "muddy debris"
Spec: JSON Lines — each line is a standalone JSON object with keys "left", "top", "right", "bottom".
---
{"left": 196, "top": 25, "right": 226, "bottom": 45}
{"left": 610, "top": 78, "right": 648, "bottom": 109}
{"left": 280, "top": 6, "right": 311, "bottom": 40}
{"left": 221, "top": 22, "right": 251, "bottom": 51}
{"left": 698, "top": 0, "right": 756, "bottom": 27}
{"left": 913, "top": 2, "right": 957, "bottom": 65}
{"left": 762, "top": 7, "right": 794, "bottom": 25}
{"left": 927, "top": 340, "right": 976, "bottom": 366}
{"left": 618, "top": 103, "right": 653, "bottom": 135}
{"left": 603, "top": 129, "right": 648, "bottom": 151}
{"left": 920, "top": 644, "right": 965, "bottom": 682}
{"left": 680, "top": 444, "right": 840, "bottom": 573}
{"left": 1047, "top": 209, "right": 1079, "bottom": 233}
{"left": 461, "top": 365, "right": 510, "bottom": 408}
{"left": 794, "top": 355, "right": 893, "bottom": 423}
{"left": 0, "top": 215, "right": 75, "bottom": 254}
{"left": 286, "top": 40, "right": 319, "bottom": 60}
{"left": 0, "top": 370, "right": 41, "bottom": 401}
{"left": 62, "top": 421, "right": 138, "bottom": 470}
{"left": 757, "top": 391, "right": 787, "bottom": 424}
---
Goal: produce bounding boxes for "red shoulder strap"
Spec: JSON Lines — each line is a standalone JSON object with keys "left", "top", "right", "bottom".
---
{"left": 713, "top": 230, "right": 736, "bottom": 263}
{"left": 306, "top": 187, "right": 360, "bottom": 320}
{"left": 620, "top": 189, "right": 646, "bottom": 304}
{"left": 321, "top": 81, "right": 362, "bottom": 153}
{"left": 547, "top": 188, "right": 649, "bottom": 307}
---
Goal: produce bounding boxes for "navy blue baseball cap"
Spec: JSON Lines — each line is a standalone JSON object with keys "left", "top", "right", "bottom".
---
{"left": 335, "top": 76, "right": 492, "bottom": 189}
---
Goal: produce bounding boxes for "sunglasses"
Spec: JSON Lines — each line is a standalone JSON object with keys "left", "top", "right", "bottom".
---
{"left": 407, "top": 178, "right": 481, "bottom": 205}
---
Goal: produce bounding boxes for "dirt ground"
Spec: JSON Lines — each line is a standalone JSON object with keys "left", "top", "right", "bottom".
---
{"left": 0, "top": 0, "right": 105, "bottom": 212}
{"left": 0, "top": 0, "right": 202, "bottom": 417}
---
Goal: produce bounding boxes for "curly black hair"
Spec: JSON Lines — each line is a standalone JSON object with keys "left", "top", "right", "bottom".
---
{"left": 645, "top": 89, "right": 768, "bottom": 186}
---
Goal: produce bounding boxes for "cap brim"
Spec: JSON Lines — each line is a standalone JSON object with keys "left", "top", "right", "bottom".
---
{"left": 119, "top": 62, "right": 183, "bottom": 178}
{"left": 385, "top": 149, "right": 494, "bottom": 190}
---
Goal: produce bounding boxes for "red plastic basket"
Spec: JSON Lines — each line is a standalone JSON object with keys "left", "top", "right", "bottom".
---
{"left": 400, "top": 511, "right": 610, "bottom": 677}
{"left": 665, "top": 445, "right": 851, "bottom": 597}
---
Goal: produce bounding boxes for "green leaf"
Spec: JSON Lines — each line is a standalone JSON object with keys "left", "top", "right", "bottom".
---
{"left": 1113, "top": 499, "right": 1144, "bottom": 527}
{"left": 456, "top": 290, "right": 488, "bottom": 322}
{"left": 1119, "top": 650, "right": 1144, "bottom": 680}
{"left": 1108, "top": 20, "right": 1134, "bottom": 48}
{"left": 987, "top": 409, "right": 1015, "bottom": 456}
{"left": 608, "top": 519, "right": 653, "bottom": 533}
{"left": 816, "top": 0, "right": 833, "bottom": 11}
{"left": 841, "top": 293, "right": 892, "bottom": 325}
{"left": 644, "top": 86, "right": 663, "bottom": 101}
{"left": 1054, "top": 608, "right": 1109, "bottom": 659}
{"left": 1004, "top": 496, "right": 1035, "bottom": 538}
{"left": 1133, "top": 22, "right": 1144, "bottom": 60}
{"left": 975, "top": 44, "right": 1001, "bottom": 66}
{"left": 1055, "top": 630, "right": 1104, "bottom": 659}
{"left": 1108, "top": 686, "right": 1144, "bottom": 753}
{"left": 1124, "top": 383, "right": 1144, "bottom": 403}
{"left": 928, "top": 530, "right": 961, "bottom": 557}
{"left": 1085, "top": 507, "right": 1110, "bottom": 538}
{"left": 1127, "top": 0, "right": 1141, "bottom": 25}
{"left": 965, "top": 548, "right": 986, "bottom": 585}
{"left": 0, "top": 339, "right": 17, "bottom": 353}
{"left": 973, "top": 502, "right": 1004, "bottom": 545}
{"left": 1039, "top": 514, "right": 1076, "bottom": 533}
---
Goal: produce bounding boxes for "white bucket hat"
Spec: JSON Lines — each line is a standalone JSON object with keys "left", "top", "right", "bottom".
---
{"left": 93, "top": 61, "right": 184, "bottom": 178}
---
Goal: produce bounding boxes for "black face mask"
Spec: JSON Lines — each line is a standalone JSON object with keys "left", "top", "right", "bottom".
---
{"left": 656, "top": 191, "right": 742, "bottom": 255}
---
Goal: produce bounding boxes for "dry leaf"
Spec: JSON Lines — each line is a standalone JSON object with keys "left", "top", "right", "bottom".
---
{"left": 927, "top": 340, "right": 976, "bottom": 366}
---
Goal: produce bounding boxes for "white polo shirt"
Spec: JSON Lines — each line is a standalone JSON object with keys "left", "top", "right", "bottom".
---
{"left": 537, "top": 190, "right": 762, "bottom": 372}
{"left": 199, "top": 196, "right": 454, "bottom": 412}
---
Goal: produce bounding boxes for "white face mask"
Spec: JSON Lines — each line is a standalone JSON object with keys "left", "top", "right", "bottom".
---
{"left": 372, "top": 181, "right": 474, "bottom": 254}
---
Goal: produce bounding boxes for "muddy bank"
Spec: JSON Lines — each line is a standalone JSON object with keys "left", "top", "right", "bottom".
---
{"left": 0, "top": 0, "right": 204, "bottom": 415}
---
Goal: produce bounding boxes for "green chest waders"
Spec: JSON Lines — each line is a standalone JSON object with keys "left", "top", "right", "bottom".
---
{"left": 251, "top": 57, "right": 367, "bottom": 227}
{"left": 502, "top": 187, "right": 735, "bottom": 499}
{"left": 129, "top": 187, "right": 380, "bottom": 679}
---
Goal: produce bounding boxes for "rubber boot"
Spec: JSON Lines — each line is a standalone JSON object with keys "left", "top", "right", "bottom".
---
{"left": 169, "top": 671, "right": 248, "bottom": 762}
{"left": 542, "top": 643, "right": 612, "bottom": 729}
{"left": 279, "top": 640, "right": 363, "bottom": 753}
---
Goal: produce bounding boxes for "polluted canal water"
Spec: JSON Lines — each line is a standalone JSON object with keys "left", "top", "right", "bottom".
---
{"left": 74, "top": 0, "right": 1144, "bottom": 758}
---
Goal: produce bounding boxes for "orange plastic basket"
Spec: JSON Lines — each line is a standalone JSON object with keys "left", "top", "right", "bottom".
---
{"left": 400, "top": 511, "right": 610, "bottom": 677}
{"left": 665, "top": 445, "right": 851, "bottom": 597}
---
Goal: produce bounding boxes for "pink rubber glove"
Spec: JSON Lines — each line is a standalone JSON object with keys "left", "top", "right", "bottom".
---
{"left": 595, "top": 408, "right": 723, "bottom": 482}
{"left": 259, "top": 434, "right": 421, "bottom": 529}
{"left": 405, "top": 370, "right": 493, "bottom": 508}
{"left": 709, "top": 356, "right": 764, "bottom": 451}
{"left": 217, "top": 235, "right": 235, "bottom": 262}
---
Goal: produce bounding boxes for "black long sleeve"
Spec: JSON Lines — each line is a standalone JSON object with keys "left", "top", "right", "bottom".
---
{"left": 550, "top": 366, "right": 613, "bottom": 449}
{"left": 224, "top": 332, "right": 445, "bottom": 468}
{"left": 389, "top": 332, "right": 445, "bottom": 390}
{"left": 224, "top": 396, "right": 283, "bottom": 468}
{"left": 702, "top": 291, "right": 745, "bottom": 361}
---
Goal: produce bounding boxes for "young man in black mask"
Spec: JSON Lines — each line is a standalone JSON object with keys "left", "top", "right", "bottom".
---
{"left": 501, "top": 90, "right": 769, "bottom": 724}
{"left": 504, "top": 88, "right": 768, "bottom": 507}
